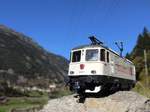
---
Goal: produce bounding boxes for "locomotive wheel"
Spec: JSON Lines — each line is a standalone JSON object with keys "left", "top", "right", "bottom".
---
{"left": 116, "top": 83, "right": 121, "bottom": 91}
{"left": 127, "top": 83, "right": 133, "bottom": 90}
{"left": 109, "top": 83, "right": 120, "bottom": 93}
{"left": 98, "top": 83, "right": 112, "bottom": 96}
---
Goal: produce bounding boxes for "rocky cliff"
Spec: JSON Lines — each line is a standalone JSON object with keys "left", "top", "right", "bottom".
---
{"left": 40, "top": 91, "right": 150, "bottom": 112}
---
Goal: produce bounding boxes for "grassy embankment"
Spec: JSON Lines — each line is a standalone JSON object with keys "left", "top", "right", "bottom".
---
{"left": 0, "top": 91, "right": 48, "bottom": 112}
{"left": 132, "top": 76, "right": 150, "bottom": 98}
{"left": 0, "top": 87, "right": 72, "bottom": 112}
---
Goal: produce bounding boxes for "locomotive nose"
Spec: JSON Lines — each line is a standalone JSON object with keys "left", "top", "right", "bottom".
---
{"left": 80, "top": 64, "right": 85, "bottom": 69}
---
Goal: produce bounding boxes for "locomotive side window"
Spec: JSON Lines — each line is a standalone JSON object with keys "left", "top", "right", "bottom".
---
{"left": 86, "top": 49, "right": 98, "bottom": 61}
{"left": 107, "top": 51, "right": 109, "bottom": 63}
{"left": 72, "top": 50, "right": 81, "bottom": 62}
{"left": 100, "top": 49, "right": 105, "bottom": 61}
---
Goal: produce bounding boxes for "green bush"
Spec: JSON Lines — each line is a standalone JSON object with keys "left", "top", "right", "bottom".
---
{"left": 49, "top": 87, "right": 72, "bottom": 99}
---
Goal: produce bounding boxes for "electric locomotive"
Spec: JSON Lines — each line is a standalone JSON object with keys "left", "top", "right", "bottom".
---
{"left": 67, "top": 36, "right": 136, "bottom": 94}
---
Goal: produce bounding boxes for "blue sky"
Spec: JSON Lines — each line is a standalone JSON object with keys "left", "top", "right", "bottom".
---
{"left": 0, "top": 0, "right": 150, "bottom": 59}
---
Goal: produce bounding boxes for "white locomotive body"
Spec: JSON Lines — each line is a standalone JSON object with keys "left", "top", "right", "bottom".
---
{"left": 67, "top": 37, "right": 136, "bottom": 94}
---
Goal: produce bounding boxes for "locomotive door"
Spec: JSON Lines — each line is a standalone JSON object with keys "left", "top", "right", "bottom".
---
{"left": 104, "top": 63, "right": 112, "bottom": 75}
{"left": 110, "top": 61, "right": 115, "bottom": 75}
{"left": 105, "top": 61, "right": 114, "bottom": 75}
{"left": 104, "top": 51, "right": 113, "bottom": 75}
{"left": 110, "top": 54, "right": 115, "bottom": 75}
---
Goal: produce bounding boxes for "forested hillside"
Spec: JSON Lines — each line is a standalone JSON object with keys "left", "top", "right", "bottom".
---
{"left": 126, "top": 27, "right": 150, "bottom": 93}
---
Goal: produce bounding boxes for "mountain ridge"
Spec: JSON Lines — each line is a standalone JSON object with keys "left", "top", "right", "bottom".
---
{"left": 0, "top": 24, "right": 69, "bottom": 89}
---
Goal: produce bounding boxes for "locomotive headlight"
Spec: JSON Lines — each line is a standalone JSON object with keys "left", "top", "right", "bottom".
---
{"left": 70, "top": 71, "right": 74, "bottom": 74}
{"left": 91, "top": 70, "right": 96, "bottom": 74}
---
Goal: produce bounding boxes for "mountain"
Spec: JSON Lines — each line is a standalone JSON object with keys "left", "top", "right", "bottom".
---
{"left": 0, "top": 25, "right": 69, "bottom": 88}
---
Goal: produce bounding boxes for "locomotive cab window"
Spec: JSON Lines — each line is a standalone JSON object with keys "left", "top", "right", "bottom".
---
{"left": 86, "top": 49, "right": 98, "bottom": 61}
{"left": 107, "top": 51, "right": 109, "bottom": 63}
{"left": 100, "top": 49, "right": 105, "bottom": 61}
{"left": 72, "top": 50, "right": 81, "bottom": 62}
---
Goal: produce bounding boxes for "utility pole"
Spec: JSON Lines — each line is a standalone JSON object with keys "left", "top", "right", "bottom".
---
{"left": 144, "top": 49, "right": 149, "bottom": 88}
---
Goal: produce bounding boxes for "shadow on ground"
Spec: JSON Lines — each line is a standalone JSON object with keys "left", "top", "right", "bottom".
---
{"left": 75, "top": 90, "right": 119, "bottom": 103}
